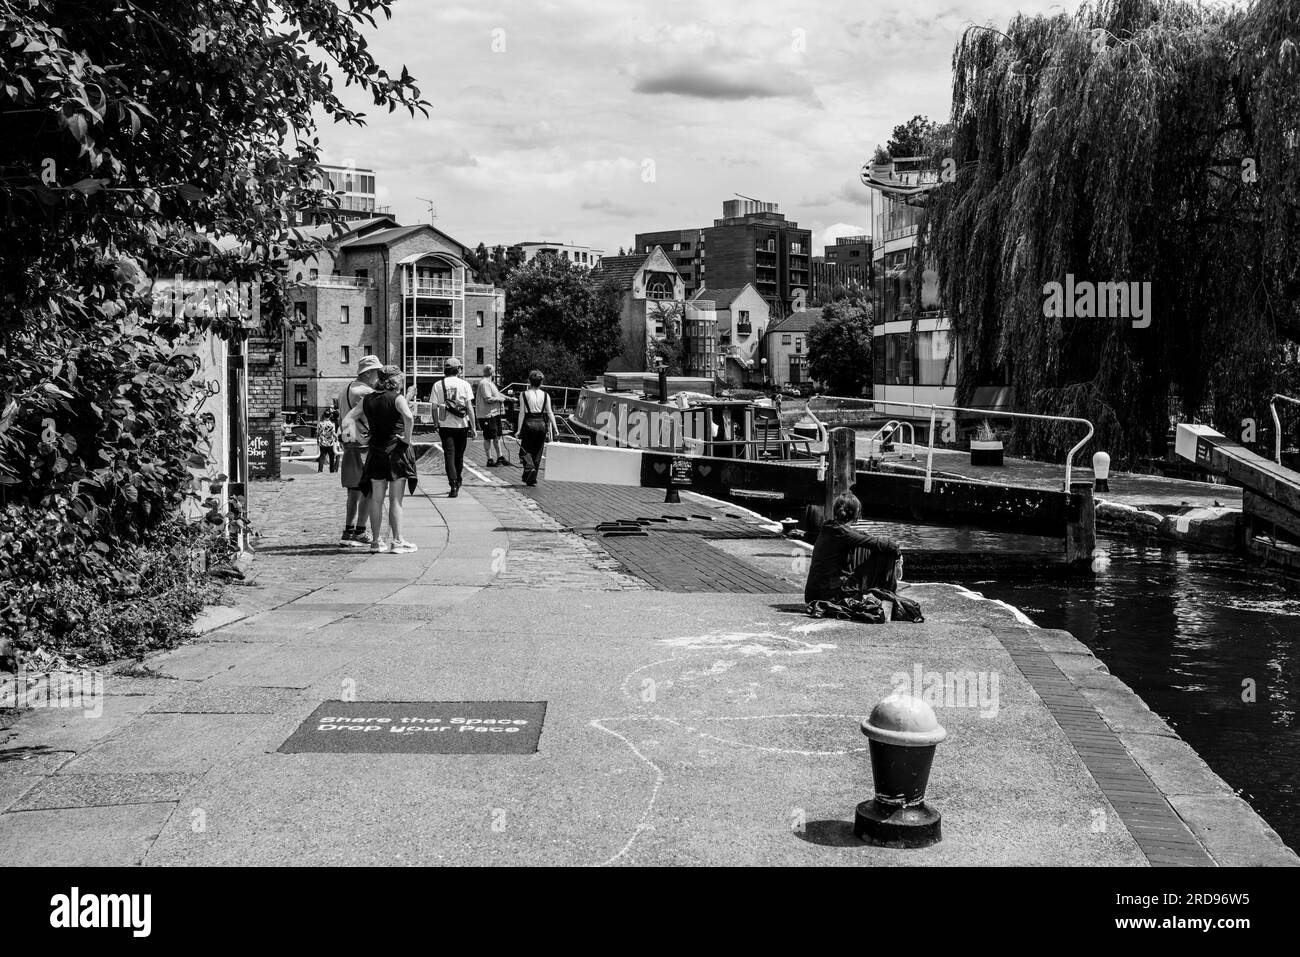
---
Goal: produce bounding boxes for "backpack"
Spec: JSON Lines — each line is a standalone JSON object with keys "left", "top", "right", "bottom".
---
{"left": 440, "top": 377, "right": 470, "bottom": 418}
{"left": 340, "top": 401, "right": 368, "bottom": 445}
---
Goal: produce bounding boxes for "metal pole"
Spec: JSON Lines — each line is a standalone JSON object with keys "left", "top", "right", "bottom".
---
{"left": 924, "top": 405, "right": 937, "bottom": 493}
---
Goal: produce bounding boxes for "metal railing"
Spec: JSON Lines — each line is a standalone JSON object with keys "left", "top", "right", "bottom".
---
{"left": 405, "top": 318, "right": 462, "bottom": 337}
{"left": 404, "top": 279, "right": 464, "bottom": 297}
{"left": 1270, "top": 394, "right": 1300, "bottom": 464}
{"left": 300, "top": 274, "right": 375, "bottom": 289}
{"left": 503, "top": 383, "right": 584, "bottom": 412}
{"left": 817, "top": 395, "right": 1094, "bottom": 492}
{"left": 864, "top": 419, "right": 918, "bottom": 461}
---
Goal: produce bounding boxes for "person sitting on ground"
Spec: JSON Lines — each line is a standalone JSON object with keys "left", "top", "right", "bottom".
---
{"left": 360, "top": 365, "right": 418, "bottom": 554}
{"left": 803, "top": 492, "right": 903, "bottom": 604}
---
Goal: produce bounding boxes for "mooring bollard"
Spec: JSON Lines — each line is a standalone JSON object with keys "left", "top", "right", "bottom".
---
{"left": 1092, "top": 451, "right": 1111, "bottom": 493}
{"left": 854, "top": 692, "right": 946, "bottom": 848}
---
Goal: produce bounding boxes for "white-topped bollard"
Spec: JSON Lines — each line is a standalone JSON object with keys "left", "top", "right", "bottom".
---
{"left": 855, "top": 692, "right": 946, "bottom": 848}
{"left": 1092, "top": 451, "right": 1111, "bottom": 493}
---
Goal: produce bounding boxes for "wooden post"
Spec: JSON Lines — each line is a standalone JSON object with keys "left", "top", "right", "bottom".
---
{"left": 1065, "top": 481, "right": 1096, "bottom": 565}
{"left": 825, "top": 427, "right": 857, "bottom": 515}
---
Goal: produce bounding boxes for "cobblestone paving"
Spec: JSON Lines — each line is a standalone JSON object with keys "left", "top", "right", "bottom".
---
{"left": 243, "top": 472, "right": 365, "bottom": 599}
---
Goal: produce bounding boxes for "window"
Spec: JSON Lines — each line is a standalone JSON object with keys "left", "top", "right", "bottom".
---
{"left": 340, "top": 305, "right": 349, "bottom": 323}
{"left": 767, "top": 238, "right": 775, "bottom": 252}
{"left": 476, "top": 310, "right": 484, "bottom": 328}
{"left": 309, "top": 268, "right": 319, "bottom": 280}
{"left": 795, "top": 337, "right": 803, "bottom": 354}
{"left": 294, "top": 384, "right": 308, "bottom": 407}
{"left": 790, "top": 242, "right": 804, "bottom": 255}
{"left": 476, "top": 347, "right": 484, "bottom": 365}
{"left": 293, "top": 302, "right": 307, "bottom": 323}
{"left": 781, "top": 334, "right": 792, "bottom": 346}
{"left": 364, "top": 306, "right": 373, "bottom": 325}
{"left": 355, "top": 269, "right": 368, "bottom": 280}
{"left": 341, "top": 346, "right": 350, "bottom": 365}
{"left": 362, "top": 343, "right": 371, "bottom": 357}
{"left": 294, "top": 342, "right": 308, "bottom": 366}
{"left": 644, "top": 245, "right": 652, "bottom": 253}
{"left": 645, "top": 275, "right": 673, "bottom": 300}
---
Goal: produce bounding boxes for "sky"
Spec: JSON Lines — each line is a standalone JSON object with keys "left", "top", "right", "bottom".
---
{"left": 315, "top": 0, "right": 1068, "bottom": 257}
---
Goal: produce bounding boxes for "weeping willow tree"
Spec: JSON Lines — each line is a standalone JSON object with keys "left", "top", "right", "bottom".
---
{"left": 920, "top": 0, "right": 1300, "bottom": 464}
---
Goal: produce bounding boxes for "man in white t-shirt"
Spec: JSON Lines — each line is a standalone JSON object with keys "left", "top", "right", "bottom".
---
{"left": 433, "top": 356, "right": 477, "bottom": 498}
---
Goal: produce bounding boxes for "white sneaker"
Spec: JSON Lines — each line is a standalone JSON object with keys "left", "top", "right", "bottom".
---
{"left": 388, "top": 540, "right": 418, "bottom": 554}
{"left": 369, "top": 539, "right": 389, "bottom": 554}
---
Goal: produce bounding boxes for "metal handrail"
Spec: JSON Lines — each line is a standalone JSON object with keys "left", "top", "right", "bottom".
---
{"left": 817, "top": 395, "right": 1094, "bottom": 492}
{"left": 864, "top": 419, "right": 918, "bottom": 461}
{"left": 1270, "top": 394, "right": 1300, "bottom": 465}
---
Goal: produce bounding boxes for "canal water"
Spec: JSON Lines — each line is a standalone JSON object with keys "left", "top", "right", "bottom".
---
{"left": 853, "top": 519, "right": 1300, "bottom": 853}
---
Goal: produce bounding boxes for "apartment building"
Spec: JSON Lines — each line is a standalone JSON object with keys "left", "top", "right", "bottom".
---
{"left": 295, "top": 163, "right": 392, "bottom": 226}
{"left": 517, "top": 241, "right": 603, "bottom": 268}
{"left": 634, "top": 198, "right": 811, "bottom": 317}
{"left": 283, "top": 217, "right": 505, "bottom": 420}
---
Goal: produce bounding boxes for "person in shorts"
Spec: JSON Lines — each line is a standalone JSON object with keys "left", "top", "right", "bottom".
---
{"left": 475, "top": 364, "right": 508, "bottom": 467}
{"left": 338, "top": 355, "right": 382, "bottom": 546}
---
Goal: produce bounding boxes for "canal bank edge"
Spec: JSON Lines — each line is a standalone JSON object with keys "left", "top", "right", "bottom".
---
{"left": 997, "top": 612, "right": 1298, "bottom": 866}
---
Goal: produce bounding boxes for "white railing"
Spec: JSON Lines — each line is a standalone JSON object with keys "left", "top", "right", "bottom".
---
{"left": 308, "top": 275, "right": 374, "bottom": 289}
{"left": 864, "top": 419, "right": 918, "bottom": 461}
{"left": 818, "top": 395, "right": 1094, "bottom": 492}
{"left": 412, "top": 357, "right": 454, "bottom": 376}
{"left": 405, "top": 318, "right": 462, "bottom": 337}
{"left": 465, "top": 283, "right": 497, "bottom": 296}
{"left": 1270, "top": 394, "right": 1300, "bottom": 464}
{"left": 404, "top": 278, "right": 464, "bottom": 297}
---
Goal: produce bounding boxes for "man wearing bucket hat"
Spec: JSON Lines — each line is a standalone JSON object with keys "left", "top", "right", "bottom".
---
{"left": 337, "top": 354, "right": 382, "bottom": 545}
{"left": 433, "top": 356, "right": 477, "bottom": 497}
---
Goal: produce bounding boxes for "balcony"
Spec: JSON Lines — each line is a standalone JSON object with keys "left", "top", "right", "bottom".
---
{"left": 405, "top": 318, "right": 463, "bottom": 337}
{"left": 404, "top": 278, "right": 464, "bottom": 297}
{"left": 736, "top": 322, "right": 752, "bottom": 336}
{"left": 296, "top": 275, "right": 375, "bottom": 289}
{"left": 465, "top": 283, "right": 497, "bottom": 296}
{"left": 411, "top": 356, "right": 454, "bottom": 376}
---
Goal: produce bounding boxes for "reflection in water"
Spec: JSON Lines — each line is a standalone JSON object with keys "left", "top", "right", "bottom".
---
{"left": 856, "top": 522, "right": 1300, "bottom": 852}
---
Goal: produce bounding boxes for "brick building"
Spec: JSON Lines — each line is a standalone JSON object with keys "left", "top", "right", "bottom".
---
{"left": 761, "top": 307, "right": 823, "bottom": 388}
{"left": 283, "top": 217, "right": 505, "bottom": 420}
{"left": 634, "top": 198, "right": 811, "bottom": 317}
{"left": 592, "top": 246, "right": 718, "bottom": 375}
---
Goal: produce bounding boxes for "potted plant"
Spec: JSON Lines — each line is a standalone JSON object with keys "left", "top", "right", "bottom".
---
{"left": 970, "top": 420, "right": 1004, "bottom": 466}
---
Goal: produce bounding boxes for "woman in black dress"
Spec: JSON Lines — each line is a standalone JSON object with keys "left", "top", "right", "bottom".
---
{"left": 361, "top": 365, "right": 418, "bottom": 554}
{"left": 515, "top": 369, "right": 558, "bottom": 486}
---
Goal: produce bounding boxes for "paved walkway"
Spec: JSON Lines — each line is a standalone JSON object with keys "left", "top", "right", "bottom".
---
{"left": 1, "top": 444, "right": 1294, "bottom": 866}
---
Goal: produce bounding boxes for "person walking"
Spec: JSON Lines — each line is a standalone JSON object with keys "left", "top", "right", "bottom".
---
{"left": 475, "top": 364, "right": 509, "bottom": 467}
{"left": 433, "top": 356, "right": 476, "bottom": 498}
{"left": 516, "top": 369, "right": 558, "bottom": 487}
{"left": 360, "top": 365, "right": 418, "bottom": 554}
{"left": 316, "top": 410, "right": 339, "bottom": 473}
{"left": 338, "top": 355, "right": 382, "bottom": 547}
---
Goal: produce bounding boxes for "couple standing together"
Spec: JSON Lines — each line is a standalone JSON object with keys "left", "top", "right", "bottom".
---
{"left": 336, "top": 356, "right": 559, "bottom": 551}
